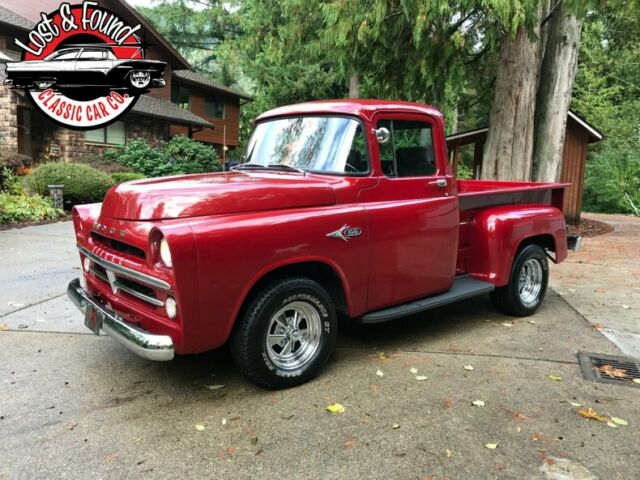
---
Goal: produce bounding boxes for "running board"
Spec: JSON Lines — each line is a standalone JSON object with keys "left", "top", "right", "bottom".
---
{"left": 359, "top": 275, "right": 495, "bottom": 323}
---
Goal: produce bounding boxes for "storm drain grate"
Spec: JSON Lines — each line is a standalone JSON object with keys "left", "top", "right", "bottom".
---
{"left": 578, "top": 351, "right": 640, "bottom": 387}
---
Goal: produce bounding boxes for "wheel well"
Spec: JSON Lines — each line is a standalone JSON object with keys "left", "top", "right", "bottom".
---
{"left": 518, "top": 234, "right": 556, "bottom": 253}
{"left": 243, "top": 262, "right": 348, "bottom": 315}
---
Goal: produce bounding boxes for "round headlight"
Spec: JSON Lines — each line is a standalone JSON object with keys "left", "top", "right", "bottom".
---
{"left": 83, "top": 256, "right": 91, "bottom": 272}
{"left": 165, "top": 297, "right": 177, "bottom": 319}
{"left": 159, "top": 237, "right": 172, "bottom": 268}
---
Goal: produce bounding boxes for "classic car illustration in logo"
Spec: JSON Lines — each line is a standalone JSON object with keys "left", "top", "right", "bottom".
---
{"left": 2, "top": 2, "right": 166, "bottom": 129}
{"left": 4, "top": 45, "right": 166, "bottom": 93}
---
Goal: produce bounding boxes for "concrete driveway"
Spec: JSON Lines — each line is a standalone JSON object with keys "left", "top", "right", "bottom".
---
{"left": 1, "top": 220, "right": 639, "bottom": 479}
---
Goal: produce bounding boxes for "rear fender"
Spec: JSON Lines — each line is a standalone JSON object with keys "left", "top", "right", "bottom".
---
{"left": 467, "top": 205, "right": 567, "bottom": 286}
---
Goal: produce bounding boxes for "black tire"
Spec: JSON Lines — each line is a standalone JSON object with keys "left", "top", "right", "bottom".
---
{"left": 490, "top": 244, "right": 549, "bottom": 317}
{"left": 230, "top": 277, "right": 337, "bottom": 389}
{"left": 128, "top": 71, "right": 151, "bottom": 90}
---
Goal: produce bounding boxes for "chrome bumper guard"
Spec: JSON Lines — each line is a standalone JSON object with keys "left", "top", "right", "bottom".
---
{"left": 567, "top": 235, "right": 583, "bottom": 252}
{"left": 67, "top": 278, "right": 174, "bottom": 361}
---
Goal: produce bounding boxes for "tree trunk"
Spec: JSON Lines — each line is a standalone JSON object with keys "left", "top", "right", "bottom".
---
{"left": 533, "top": 2, "right": 582, "bottom": 182}
{"left": 348, "top": 73, "right": 360, "bottom": 98}
{"left": 481, "top": 18, "right": 542, "bottom": 181}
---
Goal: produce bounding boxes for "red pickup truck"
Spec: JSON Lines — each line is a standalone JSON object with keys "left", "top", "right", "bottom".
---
{"left": 68, "top": 100, "right": 581, "bottom": 388}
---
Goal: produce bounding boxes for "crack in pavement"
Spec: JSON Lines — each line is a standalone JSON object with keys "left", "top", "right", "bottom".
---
{"left": 0, "top": 293, "right": 66, "bottom": 319}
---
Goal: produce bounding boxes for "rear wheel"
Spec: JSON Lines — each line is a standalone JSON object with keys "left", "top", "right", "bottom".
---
{"left": 230, "top": 277, "right": 337, "bottom": 389}
{"left": 490, "top": 244, "right": 549, "bottom": 316}
{"left": 128, "top": 71, "right": 151, "bottom": 90}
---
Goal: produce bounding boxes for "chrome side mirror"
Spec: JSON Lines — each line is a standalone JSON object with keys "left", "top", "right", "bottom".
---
{"left": 372, "top": 127, "right": 390, "bottom": 144}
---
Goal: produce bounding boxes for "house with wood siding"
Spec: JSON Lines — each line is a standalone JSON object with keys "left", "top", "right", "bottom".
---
{"left": 446, "top": 112, "right": 603, "bottom": 224}
{"left": 0, "top": 0, "right": 250, "bottom": 164}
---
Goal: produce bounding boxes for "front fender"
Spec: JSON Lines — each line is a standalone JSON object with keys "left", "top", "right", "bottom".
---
{"left": 468, "top": 204, "right": 567, "bottom": 286}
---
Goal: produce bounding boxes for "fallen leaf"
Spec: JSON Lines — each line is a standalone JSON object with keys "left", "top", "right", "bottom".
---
{"left": 446, "top": 449, "right": 453, "bottom": 458}
{"left": 409, "top": 367, "right": 418, "bottom": 374}
{"left": 578, "top": 408, "right": 605, "bottom": 422}
{"left": 512, "top": 412, "right": 529, "bottom": 420}
{"left": 463, "top": 365, "right": 474, "bottom": 371}
{"left": 376, "top": 369, "right": 384, "bottom": 377}
{"left": 226, "top": 447, "right": 237, "bottom": 455}
{"left": 205, "top": 384, "right": 225, "bottom": 390}
{"left": 472, "top": 400, "right": 485, "bottom": 407}
{"left": 0, "top": 324, "right": 8, "bottom": 331}
{"left": 415, "top": 375, "right": 428, "bottom": 381}
{"left": 599, "top": 365, "right": 627, "bottom": 378}
{"left": 221, "top": 418, "right": 227, "bottom": 426}
{"left": 607, "top": 421, "right": 618, "bottom": 428}
{"left": 327, "top": 403, "right": 345, "bottom": 414}
{"left": 621, "top": 304, "right": 630, "bottom": 309}
{"left": 485, "top": 443, "right": 498, "bottom": 449}
{"left": 569, "top": 401, "right": 582, "bottom": 407}
{"left": 568, "top": 288, "right": 576, "bottom": 293}
{"left": 531, "top": 432, "right": 541, "bottom": 442}
{"left": 392, "top": 423, "right": 400, "bottom": 429}
{"left": 548, "top": 375, "right": 562, "bottom": 381}
{"left": 633, "top": 379, "right": 640, "bottom": 384}
{"left": 516, "top": 426, "right": 522, "bottom": 433}
{"left": 610, "top": 416, "right": 628, "bottom": 426}
{"left": 344, "top": 440, "right": 354, "bottom": 447}
{"left": 195, "top": 424, "right": 206, "bottom": 431}
{"left": 591, "top": 323, "right": 604, "bottom": 330}
{"left": 376, "top": 352, "right": 396, "bottom": 361}
{"left": 501, "top": 322, "right": 514, "bottom": 327}
{"left": 528, "top": 320, "right": 537, "bottom": 324}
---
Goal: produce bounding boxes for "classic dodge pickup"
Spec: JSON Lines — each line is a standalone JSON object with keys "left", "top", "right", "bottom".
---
{"left": 68, "top": 100, "right": 581, "bottom": 388}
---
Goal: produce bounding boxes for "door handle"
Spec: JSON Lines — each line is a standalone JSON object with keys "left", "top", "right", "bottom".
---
{"left": 428, "top": 179, "right": 447, "bottom": 188}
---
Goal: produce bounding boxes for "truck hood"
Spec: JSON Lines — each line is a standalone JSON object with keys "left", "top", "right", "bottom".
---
{"left": 100, "top": 172, "right": 336, "bottom": 220}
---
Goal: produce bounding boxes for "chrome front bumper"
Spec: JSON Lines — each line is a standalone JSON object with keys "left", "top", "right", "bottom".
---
{"left": 567, "top": 235, "right": 583, "bottom": 252}
{"left": 67, "top": 278, "right": 174, "bottom": 361}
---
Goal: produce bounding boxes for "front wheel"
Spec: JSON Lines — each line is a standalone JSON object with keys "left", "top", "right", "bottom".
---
{"left": 490, "top": 244, "right": 549, "bottom": 316}
{"left": 230, "top": 277, "right": 337, "bottom": 389}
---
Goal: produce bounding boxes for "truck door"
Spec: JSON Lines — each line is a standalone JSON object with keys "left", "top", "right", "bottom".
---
{"left": 360, "top": 113, "right": 459, "bottom": 311}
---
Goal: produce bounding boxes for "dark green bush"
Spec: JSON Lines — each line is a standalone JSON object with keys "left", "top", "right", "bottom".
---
{"left": 104, "top": 136, "right": 221, "bottom": 177}
{"left": 28, "top": 162, "right": 115, "bottom": 206}
{"left": 583, "top": 149, "right": 640, "bottom": 215}
{"left": 112, "top": 172, "right": 146, "bottom": 184}
{"left": 0, "top": 193, "right": 63, "bottom": 223}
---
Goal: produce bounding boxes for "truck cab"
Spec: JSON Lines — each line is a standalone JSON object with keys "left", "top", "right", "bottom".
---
{"left": 68, "top": 100, "right": 580, "bottom": 389}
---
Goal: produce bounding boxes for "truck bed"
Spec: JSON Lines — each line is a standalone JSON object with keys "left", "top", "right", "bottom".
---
{"left": 457, "top": 180, "right": 569, "bottom": 214}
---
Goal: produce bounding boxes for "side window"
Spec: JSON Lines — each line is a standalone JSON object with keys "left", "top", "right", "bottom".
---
{"left": 378, "top": 119, "right": 436, "bottom": 178}
{"left": 346, "top": 123, "right": 370, "bottom": 173}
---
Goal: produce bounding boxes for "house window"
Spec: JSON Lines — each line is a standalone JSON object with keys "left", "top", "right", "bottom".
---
{"left": 171, "top": 85, "right": 191, "bottom": 110}
{"left": 85, "top": 121, "right": 126, "bottom": 145}
{"left": 204, "top": 95, "right": 224, "bottom": 118}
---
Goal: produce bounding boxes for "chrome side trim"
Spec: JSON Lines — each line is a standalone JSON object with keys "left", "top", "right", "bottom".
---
{"left": 78, "top": 244, "right": 170, "bottom": 291}
{"left": 67, "top": 278, "right": 174, "bottom": 361}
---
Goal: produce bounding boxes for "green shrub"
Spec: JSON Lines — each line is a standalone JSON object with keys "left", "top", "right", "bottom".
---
{"left": 583, "top": 149, "right": 640, "bottom": 215}
{"left": 28, "top": 162, "right": 115, "bottom": 206}
{"left": 112, "top": 172, "right": 146, "bottom": 184}
{"left": 104, "top": 136, "right": 221, "bottom": 177}
{"left": 0, "top": 168, "right": 26, "bottom": 195}
{"left": 455, "top": 162, "right": 473, "bottom": 180}
{"left": 0, "top": 193, "right": 64, "bottom": 223}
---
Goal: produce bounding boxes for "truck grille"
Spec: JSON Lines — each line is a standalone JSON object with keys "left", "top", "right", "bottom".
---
{"left": 79, "top": 246, "right": 169, "bottom": 308}
{"left": 91, "top": 232, "right": 146, "bottom": 260}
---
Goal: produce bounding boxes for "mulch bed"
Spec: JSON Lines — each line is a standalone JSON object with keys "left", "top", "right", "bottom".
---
{"left": 0, "top": 215, "right": 71, "bottom": 232}
{"left": 567, "top": 218, "right": 614, "bottom": 238}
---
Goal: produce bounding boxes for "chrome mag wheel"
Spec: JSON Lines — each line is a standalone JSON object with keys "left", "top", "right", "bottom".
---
{"left": 130, "top": 71, "right": 151, "bottom": 89}
{"left": 265, "top": 301, "right": 322, "bottom": 370}
{"left": 518, "top": 258, "right": 543, "bottom": 306}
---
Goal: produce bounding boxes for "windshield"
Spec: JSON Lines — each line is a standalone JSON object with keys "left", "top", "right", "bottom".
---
{"left": 242, "top": 116, "right": 369, "bottom": 174}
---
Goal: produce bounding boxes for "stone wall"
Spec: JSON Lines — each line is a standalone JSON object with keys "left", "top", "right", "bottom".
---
{"left": 0, "top": 86, "right": 19, "bottom": 155}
